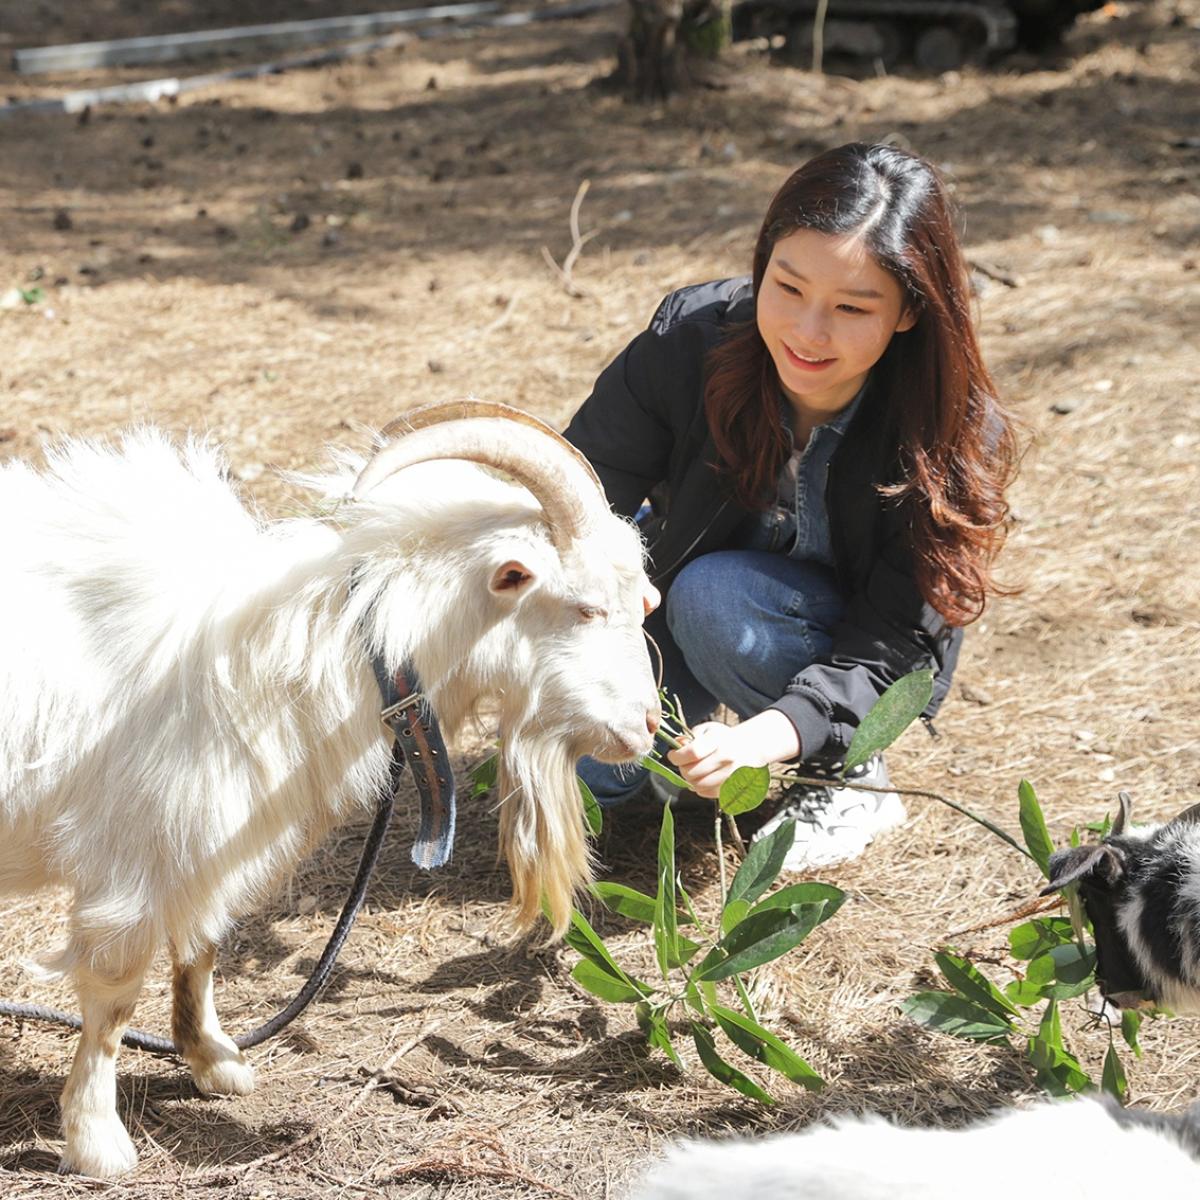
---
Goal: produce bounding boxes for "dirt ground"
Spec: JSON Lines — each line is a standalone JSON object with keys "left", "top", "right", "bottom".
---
{"left": 1, "top": 0, "right": 1198, "bottom": 1195}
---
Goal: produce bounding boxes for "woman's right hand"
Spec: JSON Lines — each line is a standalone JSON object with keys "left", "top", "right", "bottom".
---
{"left": 667, "top": 711, "right": 801, "bottom": 799}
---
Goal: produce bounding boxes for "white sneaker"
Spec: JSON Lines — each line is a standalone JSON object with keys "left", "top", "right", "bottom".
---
{"left": 751, "top": 754, "right": 905, "bottom": 871}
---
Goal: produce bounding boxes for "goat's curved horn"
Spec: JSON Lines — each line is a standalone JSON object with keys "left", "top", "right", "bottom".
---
{"left": 1173, "top": 801, "right": 1200, "bottom": 827}
{"left": 1111, "top": 791, "right": 1133, "bottom": 836}
{"left": 351, "top": 415, "right": 602, "bottom": 552}
{"left": 380, "top": 400, "right": 606, "bottom": 501}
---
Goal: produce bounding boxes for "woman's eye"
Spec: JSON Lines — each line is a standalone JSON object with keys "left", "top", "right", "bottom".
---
{"left": 778, "top": 280, "right": 801, "bottom": 296}
{"left": 578, "top": 605, "right": 608, "bottom": 622}
{"left": 838, "top": 304, "right": 866, "bottom": 314}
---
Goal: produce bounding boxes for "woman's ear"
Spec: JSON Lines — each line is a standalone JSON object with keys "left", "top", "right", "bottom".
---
{"left": 894, "top": 306, "right": 918, "bottom": 333}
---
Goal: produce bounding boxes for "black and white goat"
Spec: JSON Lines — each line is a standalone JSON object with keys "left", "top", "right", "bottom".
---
{"left": 629, "top": 1098, "right": 1200, "bottom": 1199}
{"left": 0, "top": 402, "right": 660, "bottom": 1177}
{"left": 1042, "top": 792, "right": 1200, "bottom": 1014}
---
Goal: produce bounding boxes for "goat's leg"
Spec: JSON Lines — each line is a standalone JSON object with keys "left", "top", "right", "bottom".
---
{"left": 171, "top": 940, "right": 255, "bottom": 1097}
{"left": 58, "top": 963, "right": 146, "bottom": 1178}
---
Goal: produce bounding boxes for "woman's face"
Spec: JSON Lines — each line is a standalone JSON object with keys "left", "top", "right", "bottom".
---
{"left": 756, "top": 228, "right": 915, "bottom": 430}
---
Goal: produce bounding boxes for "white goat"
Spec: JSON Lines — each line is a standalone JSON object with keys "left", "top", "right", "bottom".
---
{"left": 0, "top": 402, "right": 660, "bottom": 1178}
{"left": 629, "top": 1098, "right": 1200, "bottom": 1200}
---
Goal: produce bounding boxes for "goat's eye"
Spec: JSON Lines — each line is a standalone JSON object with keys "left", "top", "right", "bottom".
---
{"left": 578, "top": 605, "right": 607, "bottom": 622}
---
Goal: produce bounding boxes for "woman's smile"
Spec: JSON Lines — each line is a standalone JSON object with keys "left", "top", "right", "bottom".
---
{"left": 783, "top": 344, "right": 836, "bottom": 371}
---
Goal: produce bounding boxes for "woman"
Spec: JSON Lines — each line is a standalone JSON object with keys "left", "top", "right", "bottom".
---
{"left": 565, "top": 142, "right": 1017, "bottom": 870}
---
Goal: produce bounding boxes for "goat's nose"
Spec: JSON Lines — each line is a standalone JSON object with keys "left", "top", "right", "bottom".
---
{"left": 646, "top": 706, "right": 661, "bottom": 737}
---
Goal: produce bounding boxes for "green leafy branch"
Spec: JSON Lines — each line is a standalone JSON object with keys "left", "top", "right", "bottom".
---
{"left": 571, "top": 808, "right": 834, "bottom": 1101}
{"left": 900, "top": 779, "right": 1144, "bottom": 1102}
{"left": 558, "top": 669, "right": 936, "bottom": 1100}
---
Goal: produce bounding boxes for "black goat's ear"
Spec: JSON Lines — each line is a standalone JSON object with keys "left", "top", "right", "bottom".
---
{"left": 1040, "top": 844, "right": 1125, "bottom": 896}
{"left": 1111, "top": 791, "right": 1133, "bottom": 836}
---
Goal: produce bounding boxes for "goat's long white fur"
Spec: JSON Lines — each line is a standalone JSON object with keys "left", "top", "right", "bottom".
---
{"left": 0, "top": 428, "right": 657, "bottom": 1177}
{"left": 630, "top": 1100, "right": 1200, "bottom": 1200}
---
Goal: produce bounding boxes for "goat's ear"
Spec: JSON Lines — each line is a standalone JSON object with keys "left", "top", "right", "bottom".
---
{"left": 1040, "top": 844, "right": 1125, "bottom": 896}
{"left": 1111, "top": 791, "right": 1133, "bottom": 836}
{"left": 489, "top": 559, "right": 538, "bottom": 599}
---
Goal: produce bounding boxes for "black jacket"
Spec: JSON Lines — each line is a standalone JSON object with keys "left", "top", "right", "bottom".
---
{"left": 563, "top": 277, "right": 961, "bottom": 763}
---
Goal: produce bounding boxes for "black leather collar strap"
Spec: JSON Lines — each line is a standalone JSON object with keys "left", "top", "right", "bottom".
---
{"left": 369, "top": 656, "right": 457, "bottom": 869}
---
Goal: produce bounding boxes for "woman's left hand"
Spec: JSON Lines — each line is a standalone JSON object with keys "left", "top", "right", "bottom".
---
{"left": 666, "top": 710, "right": 801, "bottom": 799}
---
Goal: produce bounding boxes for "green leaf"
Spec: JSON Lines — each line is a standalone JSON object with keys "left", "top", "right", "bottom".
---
{"left": 1065, "top": 884, "right": 1091, "bottom": 945}
{"left": 572, "top": 959, "right": 644, "bottom": 1003}
{"left": 722, "top": 883, "right": 844, "bottom": 938}
{"left": 842, "top": 669, "right": 933, "bottom": 775}
{"left": 1029, "top": 1050, "right": 1092, "bottom": 1097}
{"left": 642, "top": 755, "right": 690, "bottom": 790}
{"left": 677, "top": 879, "right": 707, "bottom": 933}
{"left": 690, "top": 1022, "right": 774, "bottom": 1104}
{"left": 1018, "top": 779, "right": 1055, "bottom": 877}
{"left": 19, "top": 286, "right": 44, "bottom": 305}
{"left": 727, "top": 820, "right": 796, "bottom": 908}
{"left": 1037, "top": 996, "right": 1064, "bottom": 1050}
{"left": 654, "top": 803, "right": 679, "bottom": 979}
{"left": 685, "top": 978, "right": 709, "bottom": 1016}
{"left": 1009, "top": 918, "right": 1076, "bottom": 961}
{"left": 470, "top": 753, "right": 498, "bottom": 798}
{"left": 900, "top": 991, "right": 1012, "bottom": 1044}
{"left": 1101, "top": 1043, "right": 1129, "bottom": 1103}
{"left": 748, "top": 882, "right": 846, "bottom": 924}
{"left": 591, "top": 882, "right": 694, "bottom": 927}
{"left": 636, "top": 1002, "right": 682, "bottom": 1067}
{"left": 719, "top": 765, "right": 772, "bottom": 816}
{"left": 1121, "top": 1009, "right": 1143, "bottom": 1058}
{"left": 579, "top": 777, "right": 602, "bottom": 836}
{"left": 934, "top": 950, "right": 1020, "bottom": 1021}
{"left": 696, "top": 904, "right": 826, "bottom": 981}
{"left": 721, "top": 898, "right": 750, "bottom": 935}
{"left": 591, "top": 882, "right": 656, "bottom": 924}
{"left": 1027, "top": 1001, "right": 1093, "bottom": 1096}
{"left": 710, "top": 1004, "right": 824, "bottom": 1091}
{"left": 1004, "top": 978, "right": 1047, "bottom": 1007}
{"left": 566, "top": 908, "right": 648, "bottom": 995}
{"left": 1037, "top": 943, "right": 1097, "bottom": 1000}
{"left": 1012, "top": 944, "right": 1095, "bottom": 1002}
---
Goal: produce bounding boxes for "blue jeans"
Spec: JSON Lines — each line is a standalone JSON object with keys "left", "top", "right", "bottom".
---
{"left": 578, "top": 550, "right": 846, "bottom": 804}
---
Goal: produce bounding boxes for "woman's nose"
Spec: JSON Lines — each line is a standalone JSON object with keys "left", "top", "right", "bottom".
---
{"left": 792, "top": 306, "right": 831, "bottom": 346}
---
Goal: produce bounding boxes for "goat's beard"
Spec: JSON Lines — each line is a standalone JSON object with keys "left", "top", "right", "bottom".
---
{"left": 496, "top": 733, "right": 593, "bottom": 939}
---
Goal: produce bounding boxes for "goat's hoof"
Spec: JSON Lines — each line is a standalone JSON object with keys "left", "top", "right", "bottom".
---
{"left": 58, "top": 1118, "right": 139, "bottom": 1178}
{"left": 193, "top": 1053, "right": 256, "bottom": 1097}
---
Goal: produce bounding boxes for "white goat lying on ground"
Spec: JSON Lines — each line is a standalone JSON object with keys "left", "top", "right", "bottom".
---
{"left": 0, "top": 402, "right": 660, "bottom": 1178}
{"left": 630, "top": 1098, "right": 1200, "bottom": 1200}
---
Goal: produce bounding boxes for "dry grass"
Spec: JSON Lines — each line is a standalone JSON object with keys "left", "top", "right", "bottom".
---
{"left": 1, "top": 0, "right": 1199, "bottom": 1194}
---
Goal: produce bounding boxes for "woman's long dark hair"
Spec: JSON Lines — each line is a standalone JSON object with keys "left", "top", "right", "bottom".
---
{"left": 704, "top": 142, "right": 1018, "bottom": 627}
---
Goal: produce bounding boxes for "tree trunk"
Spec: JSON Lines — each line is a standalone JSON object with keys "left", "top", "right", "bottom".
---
{"left": 619, "top": 0, "right": 731, "bottom": 100}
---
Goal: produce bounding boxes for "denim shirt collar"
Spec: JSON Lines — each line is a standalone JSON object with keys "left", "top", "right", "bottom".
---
{"left": 783, "top": 379, "right": 867, "bottom": 446}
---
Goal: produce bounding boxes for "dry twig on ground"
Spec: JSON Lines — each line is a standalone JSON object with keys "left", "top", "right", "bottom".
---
{"left": 541, "top": 180, "right": 598, "bottom": 298}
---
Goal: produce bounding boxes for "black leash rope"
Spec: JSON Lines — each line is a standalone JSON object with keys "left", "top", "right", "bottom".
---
{"left": 0, "top": 743, "right": 402, "bottom": 1058}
